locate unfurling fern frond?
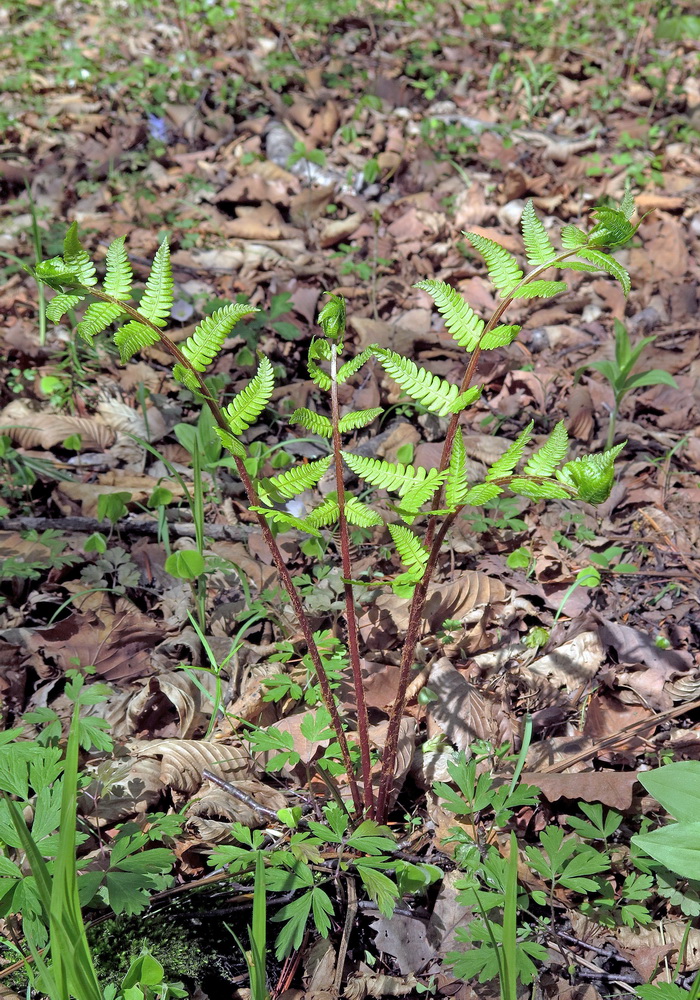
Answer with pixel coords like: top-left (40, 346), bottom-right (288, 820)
top-left (485, 422), bottom-right (534, 481)
top-left (414, 279), bottom-right (484, 352)
top-left (173, 304), bottom-right (258, 389)
top-left (388, 524), bottom-right (428, 579)
top-left (445, 428), bottom-right (469, 509)
top-left (575, 248), bottom-right (631, 295)
top-left (307, 338), bottom-right (333, 390)
top-left (289, 408), bottom-right (333, 438)
top-left (521, 200), bottom-right (557, 266)
top-left (103, 235), bottom-right (133, 299)
top-left (338, 408), bottom-right (383, 434)
top-left (337, 347), bottom-right (373, 384)
top-left (373, 348), bottom-right (474, 417)
top-left (249, 505), bottom-right (321, 537)
top-left (463, 232), bottom-right (523, 296)
top-left (341, 450), bottom-right (446, 499)
top-left (220, 355), bottom-right (275, 435)
top-left (137, 239), bottom-right (173, 327)
top-left (63, 223), bottom-right (97, 289)
top-left (114, 321), bottom-right (161, 363)
top-left (511, 280), bottom-right (567, 300)
top-left (77, 302), bottom-right (125, 343)
top-left (260, 456), bottom-right (332, 501)
top-left (556, 442), bottom-right (625, 505)
top-left (480, 325), bottom-right (521, 350)
top-left (523, 421), bottom-right (569, 478)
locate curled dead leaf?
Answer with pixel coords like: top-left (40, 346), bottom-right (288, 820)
top-left (0, 399), bottom-right (115, 451)
top-left (134, 738), bottom-right (251, 794)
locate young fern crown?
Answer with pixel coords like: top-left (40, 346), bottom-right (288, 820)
top-left (32, 194), bottom-right (635, 595)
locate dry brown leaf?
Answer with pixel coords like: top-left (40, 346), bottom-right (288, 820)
top-left (344, 973), bottom-right (419, 1000)
top-left (425, 657), bottom-right (513, 750)
top-left (0, 399), bottom-right (115, 451)
top-left (376, 572), bottom-right (509, 635)
top-left (318, 211), bottom-right (364, 248)
top-left (520, 770), bottom-right (640, 810)
top-left (616, 920), bottom-right (700, 976)
top-left (187, 777), bottom-right (287, 827)
top-left (134, 738), bottom-right (251, 794)
top-left (126, 670), bottom-right (218, 739)
top-left (525, 632), bottom-right (605, 694)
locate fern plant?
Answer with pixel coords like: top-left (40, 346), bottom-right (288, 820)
top-left (30, 192), bottom-right (639, 822)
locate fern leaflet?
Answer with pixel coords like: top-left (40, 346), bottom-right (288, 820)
top-left (388, 524), bottom-right (428, 579)
top-left (46, 292), bottom-right (87, 323)
top-left (260, 456), bottom-right (332, 501)
top-left (521, 200), bottom-right (557, 266)
top-left (63, 223), bottom-right (97, 289)
top-left (289, 408), bottom-right (332, 437)
top-left (77, 302), bottom-right (125, 343)
top-left (394, 471), bottom-right (449, 520)
top-left (249, 506), bottom-right (321, 537)
top-left (341, 451), bottom-right (446, 499)
top-left (509, 479), bottom-right (571, 500)
top-left (221, 355), bottom-right (275, 435)
top-left (138, 239), bottom-right (173, 327)
top-left (174, 304), bottom-right (258, 388)
top-left (445, 428), bottom-right (469, 509)
top-left (337, 347), bottom-right (373, 384)
top-left (464, 232), bottom-right (523, 296)
top-left (338, 408), bottom-right (383, 434)
top-left (305, 496), bottom-right (339, 528)
top-left (114, 321), bottom-right (161, 363)
top-left (511, 280), bottom-right (567, 300)
top-left (103, 236), bottom-right (133, 299)
top-left (462, 483), bottom-right (503, 505)
top-left (480, 325), bottom-right (521, 350)
top-left (561, 225), bottom-right (587, 249)
top-left (485, 422), bottom-right (534, 481)
top-left (372, 348), bottom-right (468, 417)
top-left (576, 248), bottom-right (631, 295)
top-left (523, 421), bottom-right (569, 478)
top-left (345, 496), bottom-right (383, 527)
top-left (414, 279), bottom-right (484, 352)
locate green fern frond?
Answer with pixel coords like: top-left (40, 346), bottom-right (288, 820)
top-left (523, 421), bottom-right (569, 478)
top-left (509, 479), bottom-right (571, 500)
top-left (450, 383), bottom-right (483, 414)
top-left (485, 422), bottom-right (534, 481)
top-left (214, 428), bottom-right (246, 458)
top-left (445, 428), bottom-right (469, 509)
top-left (103, 236), bottom-right (133, 299)
top-left (373, 348), bottom-right (468, 417)
top-left (175, 304), bottom-right (258, 386)
top-left (337, 347), bottom-right (374, 384)
top-left (338, 408), bottom-right (383, 433)
top-left (576, 248), bottom-right (631, 295)
top-left (480, 325), bottom-right (521, 350)
top-left (289, 408), bottom-right (333, 437)
top-left (563, 261), bottom-right (603, 273)
top-left (388, 524), bottom-right (428, 578)
top-left (463, 231), bottom-right (523, 296)
top-left (341, 450), bottom-right (446, 499)
top-left (561, 225), bottom-right (587, 249)
top-left (345, 496), bottom-right (383, 527)
top-left (63, 223), bottom-right (97, 289)
top-left (305, 496), bottom-right (339, 528)
top-left (222, 354), bottom-right (275, 435)
top-left (587, 207), bottom-right (636, 248)
top-left (249, 506), bottom-right (321, 537)
top-left (620, 186), bottom-right (635, 221)
top-left (76, 302), bottom-right (125, 343)
top-left (511, 280), bottom-right (567, 300)
top-left (138, 239), bottom-right (173, 327)
top-left (261, 456), bottom-right (332, 501)
top-left (395, 470), bottom-right (449, 518)
top-left (114, 320), bottom-right (161, 363)
top-left (46, 292), bottom-right (87, 323)
top-left (462, 483), bottom-right (503, 505)
top-left (414, 279), bottom-right (485, 352)
top-left (556, 442), bottom-right (625, 505)
top-left (521, 200), bottom-right (557, 266)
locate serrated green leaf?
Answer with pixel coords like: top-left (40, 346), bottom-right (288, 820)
top-left (304, 496), bottom-right (339, 528)
top-left (261, 456), bottom-right (332, 501)
top-left (337, 347), bottom-right (373, 384)
top-left (414, 279), bottom-right (485, 351)
top-left (577, 247), bottom-right (630, 295)
top-left (388, 524), bottom-right (428, 579)
top-left (63, 222), bottom-right (97, 288)
top-left (103, 235), bottom-right (133, 299)
top-left (480, 325), bottom-right (521, 350)
top-left (249, 506), bottom-right (322, 537)
top-left (345, 496), bottom-right (383, 527)
top-left (523, 421), bottom-right (569, 478)
top-left (338, 407), bottom-right (383, 433)
top-left (556, 442), bottom-right (625, 505)
top-left (289, 408), bottom-right (332, 437)
top-left (463, 231), bottom-right (523, 296)
top-left (138, 239), bottom-right (173, 327)
top-left (449, 383), bottom-right (483, 414)
top-left (341, 450), bottom-right (447, 499)
top-left (355, 862), bottom-right (399, 917)
top-left (521, 200), bottom-right (557, 265)
top-left (113, 320), bottom-right (161, 363)
top-left (508, 479), bottom-right (571, 500)
top-left (461, 483), bottom-right (503, 505)
top-left (511, 280), bottom-right (567, 299)
top-left (177, 303), bottom-right (258, 377)
top-left (222, 354), bottom-right (275, 434)
top-left (46, 292), bottom-right (86, 322)
top-left (373, 348), bottom-right (468, 417)
top-left (486, 422), bottom-right (534, 481)
top-left (445, 428), bottom-right (468, 509)
top-left (77, 301), bottom-right (125, 343)
top-left (560, 224), bottom-right (587, 249)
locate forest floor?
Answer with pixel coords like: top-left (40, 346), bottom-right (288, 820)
top-left (1, 2), bottom-right (700, 999)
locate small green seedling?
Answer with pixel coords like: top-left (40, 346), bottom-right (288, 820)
top-left (578, 317), bottom-right (677, 449)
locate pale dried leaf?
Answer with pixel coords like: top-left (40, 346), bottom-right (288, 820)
top-left (134, 738), bottom-right (251, 794)
top-left (0, 399), bottom-right (115, 451)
